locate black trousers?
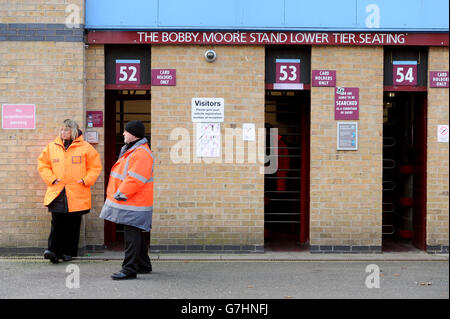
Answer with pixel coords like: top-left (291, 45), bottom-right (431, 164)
top-left (48, 212), bottom-right (82, 257)
top-left (121, 225), bottom-right (151, 275)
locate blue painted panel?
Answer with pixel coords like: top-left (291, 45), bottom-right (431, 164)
top-left (85, 0), bottom-right (158, 29)
top-left (158, 0), bottom-right (238, 28)
top-left (84, 0), bottom-right (449, 31)
top-left (236, 0), bottom-right (285, 28)
top-left (285, 0), bottom-right (357, 29)
top-left (158, 0), bottom-right (285, 28)
top-left (356, 0), bottom-right (450, 30)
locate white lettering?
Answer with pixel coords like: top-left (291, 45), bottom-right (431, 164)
top-left (138, 32), bottom-right (159, 43)
top-left (181, 303), bottom-right (216, 317)
top-left (162, 32), bottom-right (199, 43)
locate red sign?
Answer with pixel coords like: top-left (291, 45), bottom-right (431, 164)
top-left (274, 58), bottom-right (302, 90)
top-left (312, 70), bottom-right (336, 87)
top-left (86, 111), bottom-right (103, 128)
top-left (115, 59), bottom-right (140, 84)
top-left (429, 71), bottom-right (449, 88)
top-left (276, 59), bottom-right (300, 84)
top-left (151, 69), bottom-right (176, 86)
top-left (393, 61), bottom-right (417, 86)
top-left (88, 31), bottom-right (449, 46)
top-left (2, 104), bottom-right (35, 129)
top-left (335, 87), bottom-right (359, 120)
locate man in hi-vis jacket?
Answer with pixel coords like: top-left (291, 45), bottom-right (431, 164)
top-left (100, 120), bottom-right (154, 280)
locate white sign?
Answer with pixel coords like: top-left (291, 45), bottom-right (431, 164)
top-left (85, 130), bottom-right (99, 144)
top-left (2, 104), bottom-right (35, 129)
top-left (196, 123), bottom-right (221, 157)
top-left (192, 98), bottom-right (224, 122)
top-left (438, 125), bottom-right (449, 143)
top-left (337, 122), bottom-right (358, 150)
top-left (242, 123), bottom-right (255, 141)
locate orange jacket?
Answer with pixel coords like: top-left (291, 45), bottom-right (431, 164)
top-left (100, 138), bottom-right (154, 231)
top-left (37, 135), bottom-right (102, 212)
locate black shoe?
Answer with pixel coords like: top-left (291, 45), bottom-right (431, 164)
top-left (137, 266), bottom-right (152, 274)
top-left (61, 255), bottom-right (73, 262)
top-left (44, 250), bottom-right (58, 264)
top-left (111, 272), bottom-right (137, 280)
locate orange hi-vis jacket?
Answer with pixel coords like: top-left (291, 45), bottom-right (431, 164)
top-left (37, 135), bottom-right (102, 212)
top-left (100, 138), bottom-right (154, 231)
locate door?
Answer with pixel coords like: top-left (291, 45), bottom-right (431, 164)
top-left (104, 89), bottom-right (151, 248)
top-left (382, 91), bottom-right (427, 251)
top-left (412, 92), bottom-right (427, 250)
top-left (264, 90), bottom-right (310, 250)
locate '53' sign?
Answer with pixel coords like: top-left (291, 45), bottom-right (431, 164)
top-left (276, 59), bottom-right (300, 84)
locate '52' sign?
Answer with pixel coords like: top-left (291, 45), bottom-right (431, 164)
top-left (276, 59), bottom-right (300, 84)
top-left (393, 61), bottom-right (417, 86)
top-left (116, 59), bottom-right (141, 84)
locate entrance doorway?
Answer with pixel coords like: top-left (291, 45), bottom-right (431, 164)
top-left (264, 90), bottom-right (310, 251)
top-left (382, 91), bottom-right (427, 251)
top-left (104, 90), bottom-right (152, 249)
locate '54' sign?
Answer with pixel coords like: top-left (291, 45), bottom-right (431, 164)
top-left (393, 61), bottom-right (417, 86)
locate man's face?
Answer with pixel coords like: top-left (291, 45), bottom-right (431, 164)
top-left (123, 130), bottom-right (137, 144)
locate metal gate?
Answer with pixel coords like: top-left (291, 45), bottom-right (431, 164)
top-left (264, 90), bottom-right (310, 248)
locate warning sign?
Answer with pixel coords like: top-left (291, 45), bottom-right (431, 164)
top-left (438, 125), bottom-right (449, 143)
top-left (2, 104), bottom-right (35, 129)
top-left (335, 87), bottom-right (359, 120)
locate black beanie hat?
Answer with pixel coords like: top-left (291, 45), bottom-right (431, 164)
top-left (125, 120), bottom-right (145, 139)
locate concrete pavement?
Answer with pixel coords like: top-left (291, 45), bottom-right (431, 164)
top-left (0, 250), bottom-right (447, 301)
top-left (57, 249), bottom-right (450, 261)
top-left (0, 256), bottom-right (448, 301)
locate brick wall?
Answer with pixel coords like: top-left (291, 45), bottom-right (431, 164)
top-left (0, 0), bottom-right (95, 253)
top-left (0, 0), bottom-right (84, 25)
top-left (0, 40), bottom-right (86, 251)
top-left (150, 45), bottom-right (265, 252)
top-left (309, 46), bottom-right (384, 252)
top-left (84, 44), bottom-right (105, 249)
top-left (426, 47), bottom-right (449, 253)
top-left (0, 0), bottom-right (447, 255)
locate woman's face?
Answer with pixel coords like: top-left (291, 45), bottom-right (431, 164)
top-left (60, 126), bottom-right (72, 141)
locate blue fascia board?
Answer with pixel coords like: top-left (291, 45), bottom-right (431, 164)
top-left (84, 26), bottom-right (450, 32)
top-left (85, 0), bottom-right (449, 32)
top-left (83, 25), bottom-right (449, 33)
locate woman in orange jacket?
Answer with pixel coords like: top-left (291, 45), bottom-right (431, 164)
top-left (38, 119), bottom-right (102, 263)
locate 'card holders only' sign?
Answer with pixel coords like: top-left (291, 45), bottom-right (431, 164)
top-left (151, 69), bottom-right (176, 86)
top-left (312, 70), bottom-right (336, 87)
top-left (429, 71), bottom-right (449, 88)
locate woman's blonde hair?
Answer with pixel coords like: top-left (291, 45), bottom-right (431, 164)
top-left (60, 119), bottom-right (80, 140)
